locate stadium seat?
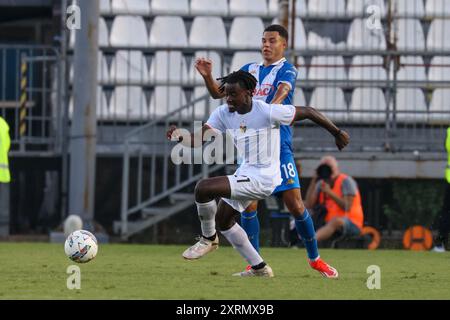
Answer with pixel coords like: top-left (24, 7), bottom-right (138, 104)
top-left (98, 51), bottom-right (110, 83)
top-left (347, 18), bottom-right (387, 50)
top-left (393, 19), bottom-right (426, 51)
top-left (100, 0), bottom-right (111, 14)
top-left (426, 0), bottom-right (450, 17)
top-left (349, 88), bottom-right (387, 123)
top-left (98, 17), bottom-right (109, 47)
top-left (189, 17), bottom-right (227, 48)
top-left (229, 0), bottom-right (268, 16)
top-left (149, 51), bottom-right (189, 84)
top-left (428, 56), bottom-right (450, 81)
top-left (190, 0), bottom-right (228, 16)
top-left (308, 0), bottom-right (346, 17)
top-left (429, 89), bottom-right (450, 124)
top-left (151, 0), bottom-right (189, 15)
top-left (296, 56), bottom-right (306, 80)
top-left (69, 87), bottom-right (109, 120)
top-left (230, 52), bottom-right (262, 72)
top-left (308, 56), bottom-right (347, 80)
top-left (307, 32), bottom-right (324, 49)
top-left (295, 0), bottom-right (308, 17)
top-left (229, 17), bottom-right (265, 49)
top-left (110, 50), bottom-right (149, 84)
top-left (69, 51), bottom-right (109, 83)
top-left (110, 86), bottom-right (149, 121)
top-left (189, 51), bottom-right (223, 85)
top-left (110, 16), bottom-right (148, 47)
top-left (192, 86), bottom-right (222, 120)
top-left (392, 0), bottom-right (425, 18)
top-left (70, 17), bottom-right (108, 48)
top-left (149, 16), bottom-right (188, 48)
top-left (346, 0), bottom-right (387, 17)
top-left (72, 0), bottom-right (111, 14)
top-left (96, 87), bottom-right (110, 120)
top-left (392, 89), bottom-right (428, 123)
top-left (307, 31), bottom-right (346, 50)
top-left (349, 55), bottom-right (387, 81)
top-left (148, 86), bottom-right (187, 118)
top-left (292, 18), bottom-right (307, 49)
top-left (111, 0), bottom-right (151, 15)
top-left (269, 0), bottom-right (307, 17)
top-left (396, 56), bottom-right (426, 81)
top-left (268, 0), bottom-right (279, 16)
top-left (272, 17), bottom-right (307, 49)
top-left (293, 88), bottom-right (306, 106)
top-left (310, 87), bottom-right (348, 122)
top-left (427, 19), bottom-right (450, 50)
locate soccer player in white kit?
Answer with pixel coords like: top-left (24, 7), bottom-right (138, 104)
top-left (167, 70), bottom-right (349, 277)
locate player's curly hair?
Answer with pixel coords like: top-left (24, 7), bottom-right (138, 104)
top-left (217, 70), bottom-right (257, 94)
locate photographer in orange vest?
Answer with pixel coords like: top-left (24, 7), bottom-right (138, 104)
top-left (305, 156), bottom-right (364, 242)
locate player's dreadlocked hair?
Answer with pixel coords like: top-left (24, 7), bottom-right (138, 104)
top-left (217, 70), bottom-right (257, 95)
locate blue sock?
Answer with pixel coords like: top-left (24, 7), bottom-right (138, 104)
top-left (295, 209), bottom-right (319, 260)
top-left (241, 211), bottom-right (260, 253)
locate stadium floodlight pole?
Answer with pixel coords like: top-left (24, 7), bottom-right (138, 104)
top-left (279, 0), bottom-right (289, 30)
top-left (290, 0), bottom-right (296, 65)
top-left (60, 0), bottom-right (69, 223)
top-left (384, 0), bottom-right (395, 151)
top-left (69, 0), bottom-right (99, 230)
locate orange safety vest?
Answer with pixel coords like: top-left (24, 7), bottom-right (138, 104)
top-left (318, 173), bottom-right (364, 230)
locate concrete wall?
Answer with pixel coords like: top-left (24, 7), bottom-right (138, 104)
top-left (297, 152), bottom-right (447, 179)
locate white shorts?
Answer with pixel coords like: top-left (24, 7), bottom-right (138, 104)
top-left (222, 174), bottom-right (275, 212)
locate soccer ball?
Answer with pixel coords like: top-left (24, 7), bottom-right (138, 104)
top-left (64, 230), bottom-right (98, 263)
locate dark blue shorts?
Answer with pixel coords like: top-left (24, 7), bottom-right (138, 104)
top-left (342, 218), bottom-right (361, 237)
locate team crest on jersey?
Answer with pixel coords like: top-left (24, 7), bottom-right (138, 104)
top-left (239, 121), bottom-right (247, 133)
top-left (287, 178), bottom-right (295, 185)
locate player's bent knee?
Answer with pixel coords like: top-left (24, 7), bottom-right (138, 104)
top-left (330, 217), bottom-right (345, 228)
top-left (216, 217), bottom-right (235, 232)
top-left (194, 179), bottom-right (210, 201)
top-left (286, 202), bottom-right (306, 217)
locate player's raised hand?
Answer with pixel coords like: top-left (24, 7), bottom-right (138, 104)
top-left (335, 130), bottom-right (350, 151)
top-left (194, 57), bottom-right (213, 77)
top-left (166, 125), bottom-right (180, 141)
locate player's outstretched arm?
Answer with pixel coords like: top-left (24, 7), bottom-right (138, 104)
top-left (269, 83), bottom-right (291, 104)
top-left (166, 124), bottom-right (211, 148)
top-left (292, 106), bottom-right (350, 151)
top-left (195, 58), bottom-right (225, 99)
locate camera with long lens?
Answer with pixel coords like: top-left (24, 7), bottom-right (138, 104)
top-left (316, 164), bottom-right (332, 180)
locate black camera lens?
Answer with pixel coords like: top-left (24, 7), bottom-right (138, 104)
top-left (317, 164), bottom-right (332, 180)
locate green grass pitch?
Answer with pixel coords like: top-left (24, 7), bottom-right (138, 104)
top-left (0, 243), bottom-right (449, 300)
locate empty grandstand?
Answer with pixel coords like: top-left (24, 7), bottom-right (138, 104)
top-left (0, 0), bottom-right (448, 242)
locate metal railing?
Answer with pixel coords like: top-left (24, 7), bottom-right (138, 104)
top-left (0, 45), bottom-right (61, 155)
top-left (118, 93), bottom-right (226, 237)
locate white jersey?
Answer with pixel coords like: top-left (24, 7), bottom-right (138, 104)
top-left (206, 99), bottom-right (296, 188)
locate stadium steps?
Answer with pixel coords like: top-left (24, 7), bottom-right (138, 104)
top-left (113, 193), bottom-right (195, 238)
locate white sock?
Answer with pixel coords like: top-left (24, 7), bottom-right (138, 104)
top-left (196, 200), bottom-right (217, 238)
top-left (220, 223), bottom-right (264, 266)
